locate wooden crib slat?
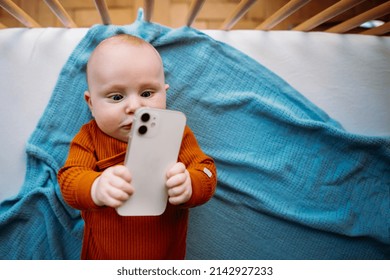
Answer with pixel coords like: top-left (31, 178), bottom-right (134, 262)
top-left (0, 21), bottom-right (7, 28)
top-left (256, 0), bottom-right (311, 30)
top-left (94, 0), bottom-right (112, 25)
top-left (293, 0), bottom-right (366, 31)
top-left (0, 0), bottom-right (41, 28)
top-left (186, 0), bottom-right (206, 26)
top-left (43, 0), bottom-right (77, 28)
top-left (327, 1), bottom-right (390, 33)
top-left (221, 0), bottom-right (258, 30)
top-left (360, 21), bottom-right (390, 35)
top-left (143, 0), bottom-right (154, 22)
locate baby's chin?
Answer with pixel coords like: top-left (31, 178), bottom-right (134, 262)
top-left (105, 129), bottom-right (131, 143)
top-left (117, 132), bottom-right (131, 143)
top-left (115, 136), bottom-right (130, 143)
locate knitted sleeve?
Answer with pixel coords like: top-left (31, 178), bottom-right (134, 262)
top-left (178, 126), bottom-right (217, 208)
top-left (57, 123), bottom-right (101, 210)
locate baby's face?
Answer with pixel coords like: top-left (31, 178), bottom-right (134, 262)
top-left (85, 42), bottom-right (168, 142)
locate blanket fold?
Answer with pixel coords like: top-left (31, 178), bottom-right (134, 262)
top-left (1, 11), bottom-right (389, 259)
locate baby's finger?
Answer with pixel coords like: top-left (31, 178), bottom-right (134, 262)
top-left (107, 187), bottom-right (131, 202)
top-left (166, 173), bottom-right (186, 189)
top-left (113, 165), bottom-right (132, 182)
top-left (166, 162), bottom-right (186, 178)
top-left (168, 195), bottom-right (183, 205)
top-left (167, 184), bottom-right (184, 197)
top-left (105, 196), bottom-right (126, 208)
top-left (168, 190), bottom-right (191, 205)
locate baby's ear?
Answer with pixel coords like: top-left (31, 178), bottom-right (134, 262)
top-left (84, 91), bottom-right (93, 112)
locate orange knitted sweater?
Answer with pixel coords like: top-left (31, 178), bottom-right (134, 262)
top-left (58, 120), bottom-right (217, 260)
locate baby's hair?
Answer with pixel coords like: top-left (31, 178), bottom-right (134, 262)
top-left (104, 34), bottom-right (162, 61)
top-left (86, 34), bottom-right (163, 85)
top-left (99, 34), bottom-right (148, 47)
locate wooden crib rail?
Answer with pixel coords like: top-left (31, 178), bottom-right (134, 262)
top-left (221, 0), bottom-right (258, 30)
top-left (0, 0), bottom-right (389, 36)
top-left (256, 0), bottom-right (312, 30)
top-left (94, 0), bottom-right (112, 25)
top-left (327, 0), bottom-right (390, 33)
top-left (0, 0), bottom-right (40, 28)
top-left (187, 0), bottom-right (206, 27)
top-left (292, 0), bottom-right (366, 31)
top-left (43, 0), bottom-right (77, 28)
top-left (143, 0), bottom-right (154, 22)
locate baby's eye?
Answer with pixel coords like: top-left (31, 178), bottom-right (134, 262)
top-left (140, 91), bottom-right (152, 98)
top-left (109, 94), bottom-right (124, 101)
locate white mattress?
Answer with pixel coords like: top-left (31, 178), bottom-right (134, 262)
top-left (1, 28), bottom-right (389, 201)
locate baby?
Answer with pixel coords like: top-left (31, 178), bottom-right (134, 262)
top-left (58, 34), bottom-right (217, 259)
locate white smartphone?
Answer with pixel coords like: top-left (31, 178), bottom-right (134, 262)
top-left (116, 107), bottom-right (186, 216)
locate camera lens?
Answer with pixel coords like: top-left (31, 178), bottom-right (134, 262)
top-left (141, 113), bottom-right (150, 122)
top-left (138, 125), bottom-right (147, 135)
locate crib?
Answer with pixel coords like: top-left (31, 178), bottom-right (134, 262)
top-left (0, 0), bottom-right (389, 260)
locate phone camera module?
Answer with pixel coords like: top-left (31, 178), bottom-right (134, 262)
top-left (138, 125), bottom-right (147, 135)
top-left (141, 113), bottom-right (150, 122)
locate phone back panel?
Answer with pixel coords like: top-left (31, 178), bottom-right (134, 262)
top-left (116, 108), bottom-right (186, 216)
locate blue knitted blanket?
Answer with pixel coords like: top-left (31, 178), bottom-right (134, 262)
top-left (1, 13), bottom-right (389, 259)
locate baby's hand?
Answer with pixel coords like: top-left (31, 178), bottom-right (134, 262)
top-left (91, 165), bottom-right (134, 208)
top-left (166, 162), bottom-right (192, 205)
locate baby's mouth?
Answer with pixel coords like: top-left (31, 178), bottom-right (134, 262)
top-left (121, 117), bottom-right (134, 130)
top-left (121, 124), bottom-right (132, 130)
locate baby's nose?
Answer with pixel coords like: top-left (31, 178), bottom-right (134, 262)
top-left (125, 96), bottom-right (141, 114)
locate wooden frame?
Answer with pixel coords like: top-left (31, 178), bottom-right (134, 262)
top-left (0, 0), bottom-right (388, 35)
